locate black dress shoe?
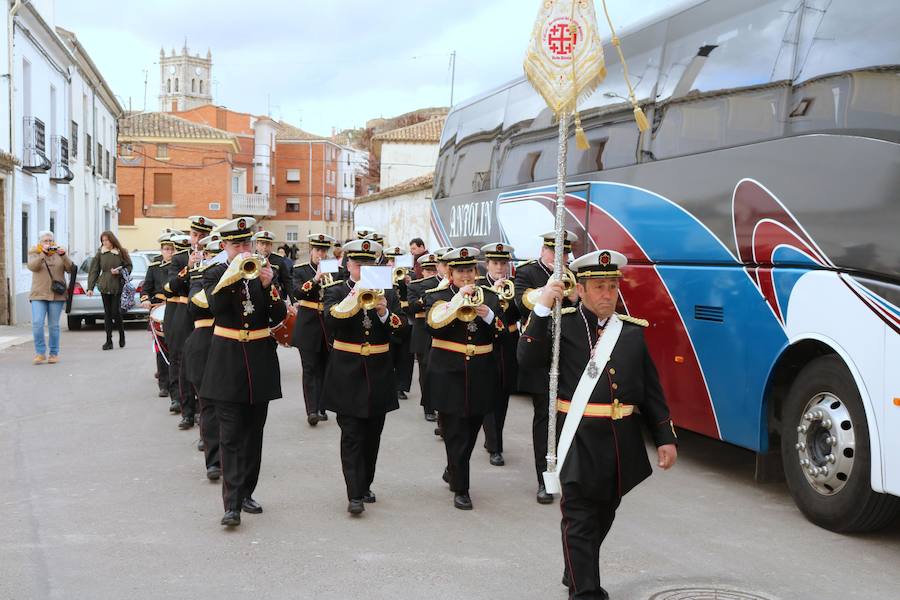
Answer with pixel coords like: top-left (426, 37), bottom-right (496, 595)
top-left (158, 389), bottom-right (169, 398)
top-left (561, 572), bottom-right (570, 588)
top-left (536, 485), bottom-right (554, 505)
top-left (398, 391), bottom-right (408, 400)
top-left (102, 341), bottom-right (113, 351)
top-left (424, 412), bottom-right (437, 422)
top-left (317, 411), bottom-right (328, 421)
top-left (197, 439), bottom-right (206, 452)
top-left (453, 493), bottom-right (473, 510)
top-left (442, 467), bottom-right (451, 485)
top-left (178, 416), bottom-right (194, 430)
top-left (347, 498), bottom-right (365, 515)
top-left (241, 497), bottom-right (263, 514)
top-left (206, 466), bottom-right (221, 481)
top-left (169, 400), bottom-right (180, 414)
top-left (118, 333), bottom-right (126, 348)
top-left (307, 413), bottom-right (319, 426)
top-left (489, 452), bottom-right (505, 466)
top-left (434, 427), bottom-right (443, 437)
top-left (220, 510), bottom-right (241, 527)
top-left (362, 490), bottom-right (376, 503)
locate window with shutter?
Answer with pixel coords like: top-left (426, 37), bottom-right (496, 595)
top-left (153, 173), bottom-right (173, 205)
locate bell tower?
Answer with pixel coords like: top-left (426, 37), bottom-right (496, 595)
top-left (159, 42), bottom-right (213, 112)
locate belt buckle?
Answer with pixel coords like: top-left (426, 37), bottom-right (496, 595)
top-left (465, 344), bottom-right (476, 357)
top-left (611, 400), bottom-right (623, 420)
top-left (360, 342), bottom-right (371, 356)
top-left (238, 329), bottom-right (251, 342)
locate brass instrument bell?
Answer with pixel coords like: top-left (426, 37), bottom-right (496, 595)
top-left (392, 267), bottom-right (408, 284)
top-left (357, 288), bottom-right (384, 311)
top-left (456, 286), bottom-right (484, 322)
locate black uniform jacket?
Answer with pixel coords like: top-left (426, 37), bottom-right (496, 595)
top-left (164, 250), bottom-right (195, 350)
top-left (391, 278), bottom-right (411, 345)
top-left (183, 264), bottom-right (215, 389)
top-left (140, 256), bottom-right (167, 305)
top-left (290, 262), bottom-right (330, 352)
top-left (481, 274), bottom-right (521, 393)
top-left (425, 285), bottom-right (505, 417)
top-left (405, 275), bottom-right (440, 354)
top-left (199, 262), bottom-right (286, 404)
top-left (513, 259), bottom-right (575, 394)
top-left (321, 280), bottom-right (406, 418)
top-left (267, 253), bottom-right (294, 302)
top-left (162, 250), bottom-right (188, 347)
top-left (518, 305), bottom-right (677, 499)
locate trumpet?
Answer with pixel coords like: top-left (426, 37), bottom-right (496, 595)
top-left (456, 286), bottom-right (484, 322)
top-left (522, 268), bottom-right (576, 310)
top-left (392, 267), bottom-right (408, 284)
top-left (357, 288), bottom-right (385, 311)
top-left (492, 278), bottom-right (515, 310)
top-left (320, 272), bottom-right (334, 286)
top-left (237, 254), bottom-right (268, 280)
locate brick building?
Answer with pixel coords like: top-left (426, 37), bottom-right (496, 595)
top-left (115, 112), bottom-right (240, 249)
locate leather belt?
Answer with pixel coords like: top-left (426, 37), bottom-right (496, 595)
top-left (154, 293), bottom-right (166, 300)
top-left (557, 398), bottom-right (634, 420)
top-left (332, 340), bottom-right (390, 356)
top-left (415, 311), bottom-right (426, 319)
top-left (432, 339), bottom-right (493, 357)
top-left (213, 326), bottom-right (270, 342)
top-left (167, 296), bottom-right (188, 304)
top-left (194, 319), bottom-right (214, 328)
top-left (297, 300), bottom-right (324, 311)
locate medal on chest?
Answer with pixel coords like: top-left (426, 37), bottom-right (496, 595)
top-left (241, 281), bottom-right (255, 316)
top-left (466, 321), bottom-right (478, 333)
top-left (362, 310), bottom-right (373, 330)
top-left (586, 361), bottom-right (599, 379)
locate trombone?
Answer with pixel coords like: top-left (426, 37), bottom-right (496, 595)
top-left (522, 268), bottom-right (576, 310)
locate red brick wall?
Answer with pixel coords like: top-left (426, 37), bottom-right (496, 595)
top-left (273, 141), bottom-right (339, 223)
top-left (116, 142), bottom-right (234, 220)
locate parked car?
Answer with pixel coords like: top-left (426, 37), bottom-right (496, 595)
top-left (66, 251), bottom-right (156, 330)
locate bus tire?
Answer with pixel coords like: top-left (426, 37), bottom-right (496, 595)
top-left (781, 355), bottom-right (900, 532)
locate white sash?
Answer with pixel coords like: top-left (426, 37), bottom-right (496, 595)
top-left (543, 314), bottom-right (623, 494)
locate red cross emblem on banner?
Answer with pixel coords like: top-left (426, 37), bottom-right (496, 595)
top-left (546, 19), bottom-right (577, 57)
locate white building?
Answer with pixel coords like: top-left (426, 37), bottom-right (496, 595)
top-left (1, 1), bottom-right (123, 324)
top-left (372, 116), bottom-right (444, 189)
top-left (353, 173), bottom-right (438, 250)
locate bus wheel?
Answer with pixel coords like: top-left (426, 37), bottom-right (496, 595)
top-left (781, 355), bottom-right (900, 532)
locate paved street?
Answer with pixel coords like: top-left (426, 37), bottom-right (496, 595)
top-left (2, 325), bottom-right (898, 600)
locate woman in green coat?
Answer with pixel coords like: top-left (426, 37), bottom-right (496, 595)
top-left (87, 231), bottom-right (132, 350)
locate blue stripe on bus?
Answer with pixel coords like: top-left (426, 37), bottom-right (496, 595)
top-left (771, 248), bottom-right (818, 321)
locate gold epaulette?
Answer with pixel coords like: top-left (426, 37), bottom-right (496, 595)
top-left (294, 262), bottom-right (309, 268)
top-left (191, 289), bottom-right (209, 308)
top-left (562, 307), bottom-right (577, 315)
top-left (148, 260), bottom-right (161, 267)
top-left (409, 276), bottom-right (427, 284)
top-left (618, 313), bottom-right (649, 327)
top-left (516, 260), bottom-right (536, 267)
top-left (322, 279), bottom-right (344, 288)
top-left (425, 279), bottom-right (450, 293)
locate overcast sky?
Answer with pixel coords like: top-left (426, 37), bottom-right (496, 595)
top-left (55, 0), bottom-right (680, 135)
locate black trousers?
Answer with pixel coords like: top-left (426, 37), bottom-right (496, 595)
top-left (336, 413), bottom-right (386, 500)
top-left (179, 356), bottom-right (197, 419)
top-left (560, 483), bottom-right (620, 599)
top-left (167, 346), bottom-right (183, 407)
top-left (416, 352), bottom-right (432, 414)
top-left (100, 292), bottom-right (123, 341)
top-left (216, 401), bottom-right (269, 511)
top-left (391, 337), bottom-right (414, 392)
top-left (198, 395), bottom-right (220, 470)
top-left (299, 346), bottom-right (328, 416)
top-left (155, 342), bottom-right (169, 393)
top-left (482, 390), bottom-right (510, 453)
top-left (441, 413), bottom-right (484, 493)
top-left (532, 392), bottom-right (550, 485)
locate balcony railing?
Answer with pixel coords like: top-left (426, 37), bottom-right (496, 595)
top-left (49, 135), bottom-right (74, 183)
top-left (232, 192), bottom-right (274, 216)
top-left (22, 117), bottom-right (50, 172)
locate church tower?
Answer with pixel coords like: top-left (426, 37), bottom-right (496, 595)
top-left (159, 42), bottom-right (213, 112)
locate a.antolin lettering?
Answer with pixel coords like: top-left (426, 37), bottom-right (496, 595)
top-left (449, 201), bottom-right (492, 238)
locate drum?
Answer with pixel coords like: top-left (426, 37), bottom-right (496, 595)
top-left (270, 310), bottom-right (296, 347)
top-left (150, 304), bottom-right (166, 337)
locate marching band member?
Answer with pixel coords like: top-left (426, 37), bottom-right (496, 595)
top-left (518, 250), bottom-right (677, 599)
top-left (291, 233), bottom-right (337, 426)
top-left (141, 232), bottom-right (176, 398)
top-left (164, 216), bottom-right (215, 424)
top-left (514, 230), bottom-right (578, 504)
top-left (182, 236), bottom-right (223, 479)
top-left (253, 230), bottom-right (294, 301)
top-left (321, 239), bottom-right (406, 515)
top-left (406, 252), bottom-right (441, 421)
top-left (478, 242), bottom-right (520, 467)
top-left (425, 247), bottom-right (505, 510)
top-left (162, 233), bottom-right (191, 414)
top-left (200, 217), bottom-right (286, 527)
top-left (383, 245), bottom-right (415, 400)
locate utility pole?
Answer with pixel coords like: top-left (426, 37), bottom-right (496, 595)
top-left (449, 50), bottom-right (456, 107)
top-left (142, 69), bottom-right (148, 112)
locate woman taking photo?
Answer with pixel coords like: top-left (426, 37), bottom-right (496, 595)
top-left (87, 231), bottom-right (132, 350)
top-left (27, 230), bottom-right (73, 364)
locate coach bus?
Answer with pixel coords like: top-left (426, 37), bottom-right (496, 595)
top-left (429, 0), bottom-right (900, 532)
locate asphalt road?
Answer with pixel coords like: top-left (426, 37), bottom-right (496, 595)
top-left (2, 325), bottom-right (898, 600)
